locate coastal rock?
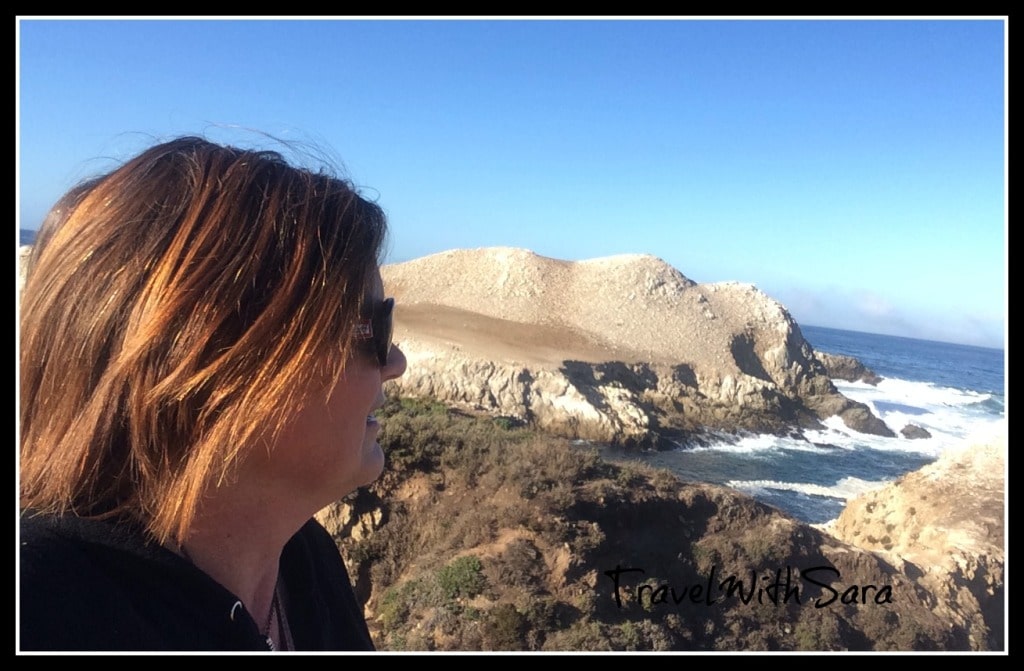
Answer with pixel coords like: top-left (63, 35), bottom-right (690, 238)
top-left (396, 343), bottom-right (654, 447)
top-left (830, 439), bottom-right (1005, 650)
top-left (815, 351), bottom-right (884, 385)
top-left (383, 247), bottom-right (892, 446)
top-left (837, 404), bottom-right (897, 437)
top-left (900, 424), bottom-right (932, 439)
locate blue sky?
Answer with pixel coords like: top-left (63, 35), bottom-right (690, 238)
top-left (16, 18), bottom-right (1006, 348)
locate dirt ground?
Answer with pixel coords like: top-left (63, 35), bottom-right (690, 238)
top-left (394, 302), bottom-right (650, 367)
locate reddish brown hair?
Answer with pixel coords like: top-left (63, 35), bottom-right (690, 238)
top-left (20, 137), bottom-right (387, 543)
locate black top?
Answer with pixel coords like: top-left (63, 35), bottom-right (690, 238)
top-left (18, 513), bottom-right (375, 652)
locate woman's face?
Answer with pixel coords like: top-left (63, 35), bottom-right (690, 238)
top-left (266, 267), bottom-right (406, 506)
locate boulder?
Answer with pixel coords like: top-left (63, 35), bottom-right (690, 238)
top-left (900, 424), bottom-right (932, 439)
top-left (815, 351), bottom-right (884, 385)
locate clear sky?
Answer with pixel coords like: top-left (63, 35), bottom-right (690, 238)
top-left (16, 17), bottom-right (1006, 349)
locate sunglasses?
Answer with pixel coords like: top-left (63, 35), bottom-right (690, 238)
top-left (355, 297), bottom-right (395, 367)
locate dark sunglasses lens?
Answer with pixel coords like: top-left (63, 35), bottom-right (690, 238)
top-left (376, 299), bottom-right (394, 366)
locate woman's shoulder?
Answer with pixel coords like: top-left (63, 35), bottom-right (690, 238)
top-left (18, 512), bottom-right (266, 651)
top-left (19, 512), bottom-right (151, 596)
top-left (19, 512), bottom-right (162, 650)
top-left (20, 511), bottom-right (180, 585)
top-left (280, 517), bottom-right (376, 651)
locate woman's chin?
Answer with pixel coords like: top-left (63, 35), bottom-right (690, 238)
top-left (358, 440), bottom-right (386, 487)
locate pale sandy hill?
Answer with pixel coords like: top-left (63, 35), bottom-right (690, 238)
top-left (384, 247), bottom-right (786, 374)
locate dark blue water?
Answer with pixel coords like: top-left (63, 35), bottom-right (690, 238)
top-left (800, 324), bottom-right (1005, 398)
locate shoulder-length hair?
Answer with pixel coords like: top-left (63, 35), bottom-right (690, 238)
top-left (20, 136), bottom-right (387, 544)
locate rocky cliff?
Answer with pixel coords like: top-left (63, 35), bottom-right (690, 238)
top-left (384, 247), bottom-right (892, 447)
top-left (830, 438), bottom-right (1005, 650)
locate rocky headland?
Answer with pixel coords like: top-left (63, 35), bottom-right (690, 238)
top-left (384, 247), bottom-right (893, 447)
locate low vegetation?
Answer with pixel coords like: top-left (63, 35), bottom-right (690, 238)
top-left (320, 396), bottom-right (973, 651)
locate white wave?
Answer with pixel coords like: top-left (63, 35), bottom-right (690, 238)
top-left (726, 476), bottom-right (892, 501)
top-left (959, 419), bottom-right (1008, 450)
top-left (800, 427), bottom-right (859, 450)
top-left (814, 415), bottom-right (945, 457)
top-left (687, 411), bottom-right (1000, 462)
top-left (687, 432), bottom-right (834, 455)
top-left (835, 377), bottom-right (995, 413)
top-left (817, 377), bottom-right (1006, 454)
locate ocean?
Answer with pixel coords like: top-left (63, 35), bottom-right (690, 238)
top-left (637, 324), bottom-right (1006, 525)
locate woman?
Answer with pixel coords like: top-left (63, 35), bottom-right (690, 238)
top-left (19, 136), bottom-right (406, 651)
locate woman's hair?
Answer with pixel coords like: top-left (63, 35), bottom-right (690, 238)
top-left (20, 136), bottom-right (387, 544)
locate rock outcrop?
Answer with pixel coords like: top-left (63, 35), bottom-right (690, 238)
top-left (830, 438), bottom-right (1005, 650)
top-left (384, 247), bottom-right (892, 446)
top-left (816, 351), bottom-right (884, 385)
top-left (900, 424), bottom-right (932, 439)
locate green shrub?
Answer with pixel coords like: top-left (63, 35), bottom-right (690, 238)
top-left (617, 621), bottom-right (642, 650)
top-left (543, 620), bottom-right (612, 651)
top-left (377, 579), bottom-right (420, 630)
top-left (437, 555), bottom-right (486, 600)
top-left (792, 615), bottom-right (841, 651)
top-left (493, 416), bottom-right (521, 430)
top-left (397, 396), bottom-right (450, 415)
top-left (615, 461), bottom-right (646, 488)
top-left (483, 603), bottom-right (528, 650)
top-left (691, 543), bottom-right (718, 575)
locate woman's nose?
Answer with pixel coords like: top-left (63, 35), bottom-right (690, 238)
top-left (383, 343), bottom-right (407, 381)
